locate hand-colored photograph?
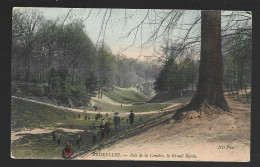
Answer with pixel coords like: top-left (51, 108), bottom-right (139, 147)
top-left (11, 8), bottom-right (251, 161)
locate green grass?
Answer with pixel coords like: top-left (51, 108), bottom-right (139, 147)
top-left (92, 87), bottom-right (170, 113)
top-left (92, 97), bottom-right (169, 113)
top-left (11, 112), bottom-right (153, 159)
top-left (104, 87), bottom-right (148, 104)
top-left (11, 131), bottom-right (89, 159)
top-left (11, 97), bottom-right (155, 159)
top-left (11, 98), bottom-right (156, 131)
top-left (11, 98), bottom-right (104, 131)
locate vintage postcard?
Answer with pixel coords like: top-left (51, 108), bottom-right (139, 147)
top-left (11, 7), bottom-right (251, 161)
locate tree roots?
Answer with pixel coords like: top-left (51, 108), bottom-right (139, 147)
top-left (172, 101), bottom-right (226, 123)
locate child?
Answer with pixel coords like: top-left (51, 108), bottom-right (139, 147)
top-left (62, 142), bottom-right (72, 160)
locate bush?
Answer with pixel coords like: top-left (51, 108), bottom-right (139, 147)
top-left (26, 84), bottom-right (45, 97)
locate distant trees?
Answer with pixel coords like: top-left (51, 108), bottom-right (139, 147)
top-left (12, 9), bottom-right (44, 82)
top-left (11, 9), bottom-right (160, 105)
top-left (222, 32), bottom-right (252, 90)
top-left (12, 9), bottom-right (96, 106)
top-left (154, 57), bottom-right (199, 92)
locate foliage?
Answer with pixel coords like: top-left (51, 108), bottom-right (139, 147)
top-left (154, 58), bottom-right (198, 92)
top-left (222, 32), bottom-right (252, 88)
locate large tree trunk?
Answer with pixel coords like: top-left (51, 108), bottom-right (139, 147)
top-left (173, 10), bottom-right (229, 121)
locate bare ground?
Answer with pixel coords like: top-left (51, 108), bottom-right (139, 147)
top-left (76, 97), bottom-right (251, 162)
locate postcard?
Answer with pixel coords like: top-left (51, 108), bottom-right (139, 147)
top-left (11, 7), bottom-right (251, 162)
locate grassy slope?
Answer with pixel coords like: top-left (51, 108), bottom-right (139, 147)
top-left (92, 87), bottom-right (169, 113)
top-left (104, 87), bottom-right (148, 104)
top-left (11, 97), bottom-right (154, 159)
top-left (11, 98), bottom-right (101, 131)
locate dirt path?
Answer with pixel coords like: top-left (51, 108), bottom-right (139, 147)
top-left (76, 97), bottom-right (250, 162)
top-left (11, 96), bottom-right (185, 142)
top-left (11, 96), bottom-right (180, 116)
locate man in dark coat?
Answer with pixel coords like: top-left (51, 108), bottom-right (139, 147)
top-left (129, 110), bottom-right (135, 125)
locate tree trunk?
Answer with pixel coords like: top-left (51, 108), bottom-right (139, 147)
top-left (173, 10), bottom-right (229, 121)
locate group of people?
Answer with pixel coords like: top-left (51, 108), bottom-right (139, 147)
top-left (113, 110), bottom-right (135, 129)
top-left (92, 118), bottom-right (112, 143)
top-left (58, 109), bottom-right (136, 160)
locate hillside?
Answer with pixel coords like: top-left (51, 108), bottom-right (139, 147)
top-left (10, 87), bottom-right (175, 159)
top-left (104, 87), bottom-right (148, 104)
top-left (90, 87), bottom-right (169, 113)
top-left (76, 96), bottom-right (250, 162)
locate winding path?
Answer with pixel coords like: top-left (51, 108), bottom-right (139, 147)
top-left (11, 96), bottom-right (181, 116)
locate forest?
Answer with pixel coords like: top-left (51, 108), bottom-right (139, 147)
top-left (11, 9), bottom-right (162, 107)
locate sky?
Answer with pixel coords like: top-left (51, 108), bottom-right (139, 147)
top-left (14, 7), bottom-right (198, 60)
top-left (13, 8), bottom-right (251, 61)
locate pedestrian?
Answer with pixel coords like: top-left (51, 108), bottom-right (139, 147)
top-left (68, 99), bottom-right (72, 108)
top-left (73, 114), bottom-right (76, 119)
top-left (76, 135), bottom-right (82, 149)
top-left (52, 131), bottom-right (56, 143)
top-left (62, 142), bottom-right (72, 160)
top-left (129, 110), bottom-right (135, 125)
top-left (104, 119), bottom-right (111, 138)
top-left (106, 113), bottom-right (108, 117)
top-left (99, 119), bottom-right (105, 140)
top-left (92, 126), bottom-right (98, 144)
top-left (78, 114), bottom-right (80, 118)
top-left (113, 112), bottom-right (120, 132)
top-left (85, 115), bottom-right (87, 120)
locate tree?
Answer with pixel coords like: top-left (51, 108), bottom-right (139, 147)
top-left (96, 47), bottom-right (116, 97)
top-left (12, 9), bottom-right (43, 82)
top-left (173, 10), bottom-right (229, 121)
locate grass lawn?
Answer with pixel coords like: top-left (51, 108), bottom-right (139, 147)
top-left (11, 97), bottom-right (155, 159)
top-left (92, 88), bottom-right (170, 113)
top-left (11, 98), bottom-right (102, 131)
top-left (104, 87), bottom-right (148, 104)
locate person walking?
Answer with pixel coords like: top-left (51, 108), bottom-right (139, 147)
top-left (113, 112), bottom-right (120, 132)
top-left (68, 99), bottom-right (72, 108)
top-left (104, 118), bottom-right (112, 138)
top-left (129, 110), bottom-right (135, 125)
top-left (76, 135), bottom-right (82, 149)
top-left (99, 119), bottom-right (106, 140)
top-left (92, 126), bottom-right (98, 144)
